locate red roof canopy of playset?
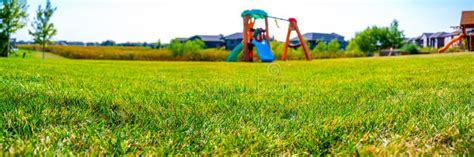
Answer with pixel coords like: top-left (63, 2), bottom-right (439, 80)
top-left (460, 11), bottom-right (474, 27)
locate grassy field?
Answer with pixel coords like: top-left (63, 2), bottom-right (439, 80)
top-left (0, 52), bottom-right (473, 155)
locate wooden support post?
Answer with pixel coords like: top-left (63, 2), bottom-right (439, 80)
top-left (282, 18), bottom-right (312, 61)
top-left (470, 35), bottom-right (473, 51)
top-left (264, 17), bottom-right (271, 47)
top-left (282, 25), bottom-right (292, 61)
top-left (294, 23), bottom-right (311, 60)
top-left (462, 27), bottom-right (468, 51)
top-left (242, 16), bottom-right (251, 62)
top-left (248, 19), bottom-right (255, 62)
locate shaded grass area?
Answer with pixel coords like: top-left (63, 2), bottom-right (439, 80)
top-left (0, 53), bottom-right (473, 155)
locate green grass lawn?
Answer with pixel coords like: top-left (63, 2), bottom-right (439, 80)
top-left (0, 52), bottom-right (473, 155)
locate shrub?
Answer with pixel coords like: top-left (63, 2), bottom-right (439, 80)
top-left (345, 40), bottom-right (365, 56)
top-left (270, 40), bottom-right (306, 60)
top-left (400, 43), bottom-right (420, 54)
top-left (169, 39), bottom-right (205, 57)
top-left (327, 39), bottom-right (341, 53)
top-left (313, 40), bottom-right (327, 53)
top-left (193, 48), bottom-right (228, 61)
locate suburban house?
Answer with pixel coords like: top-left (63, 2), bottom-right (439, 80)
top-left (56, 41), bottom-right (68, 46)
top-left (289, 32), bottom-right (347, 50)
top-left (57, 41), bottom-right (86, 46)
top-left (175, 38), bottom-right (188, 43)
top-left (418, 33), bottom-right (434, 47)
top-left (188, 35), bottom-right (225, 48)
top-left (430, 32), bottom-right (452, 48)
top-left (101, 40), bottom-right (116, 46)
top-left (224, 33), bottom-right (243, 50)
top-left (86, 42), bottom-right (100, 46)
top-left (67, 41), bottom-right (86, 46)
top-left (410, 36), bottom-right (423, 46)
top-left (407, 32), bottom-right (461, 48)
top-left (15, 40), bottom-right (34, 45)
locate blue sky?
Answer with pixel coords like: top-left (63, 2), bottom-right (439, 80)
top-left (14, 0), bottom-right (474, 43)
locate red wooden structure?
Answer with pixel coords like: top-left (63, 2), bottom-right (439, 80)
top-left (239, 10), bottom-right (312, 62)
top-left (460, 11), bottom-right (474, 51)
top-left (282, 18), bottom-right (311, 61)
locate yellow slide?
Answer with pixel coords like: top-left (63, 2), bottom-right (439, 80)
top-left (438, 33), bottom-right (464, 53)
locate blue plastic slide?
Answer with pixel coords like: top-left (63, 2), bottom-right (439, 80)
top-left (252, 39), bottom-right (275, 62)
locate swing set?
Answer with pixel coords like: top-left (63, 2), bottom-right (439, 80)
top-left (226, 9), bottom-right (311, 62)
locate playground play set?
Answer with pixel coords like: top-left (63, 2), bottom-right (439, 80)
top-left (226, 9), bottom-right (472, 61)
top-left (226, 9), bottom-right (311, 62)
top-left (438, 11), bottom-right (474, 53)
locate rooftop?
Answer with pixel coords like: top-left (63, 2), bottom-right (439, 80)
top-left (461, 11), bottom-right (474, 26)
top-left (224, 33), bottom-right (243, 40)
top-left (190, 35), bottom-right (223, 42)
top-left (291, 32), bottom-right (344, 41)
top-left (429, 32), bottom-right (450, 38)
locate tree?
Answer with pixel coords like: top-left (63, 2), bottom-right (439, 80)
top-left (29, 0), bottom-right (57, 59)
top-left (169, 39), bottom-right (183, 56)
top-left (155, 39), bottom-right (162, 49)
top-left (400, 43), bottom-right (419, 54)
top-left (0, 0), bottom-right (28, 57)
top-left (387, 19), bottom-right (404, 49)
top-left (351, 19), bottom-right (405, 54)
top-left (353, 27), bottom-right (377, 53)
top-left (327, 39), bottom-right (340, 53)
top-left (169, 39), bottom-right (204, 57)
top-left (183, 39), bottom-right (204, 55)
top-left (345, 39), bottom-right (361, 54)
top-left (313, 40), bottom-right (327, 53)
top-left (101, 40), bottom-right (116, 46)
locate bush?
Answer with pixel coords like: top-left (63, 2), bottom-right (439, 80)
top-left (344, 40), bottom-right (366, 56)
top-left (270, 40), bottom-right (306, 60)
top-left (169, 39), bottom-right (205, 57)
top-left (327, 39), bottom-right (341, 53)
top-left (313, 40), bottom-right (327, 53)
top-left (400, 43), bottom-right (420, 54)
